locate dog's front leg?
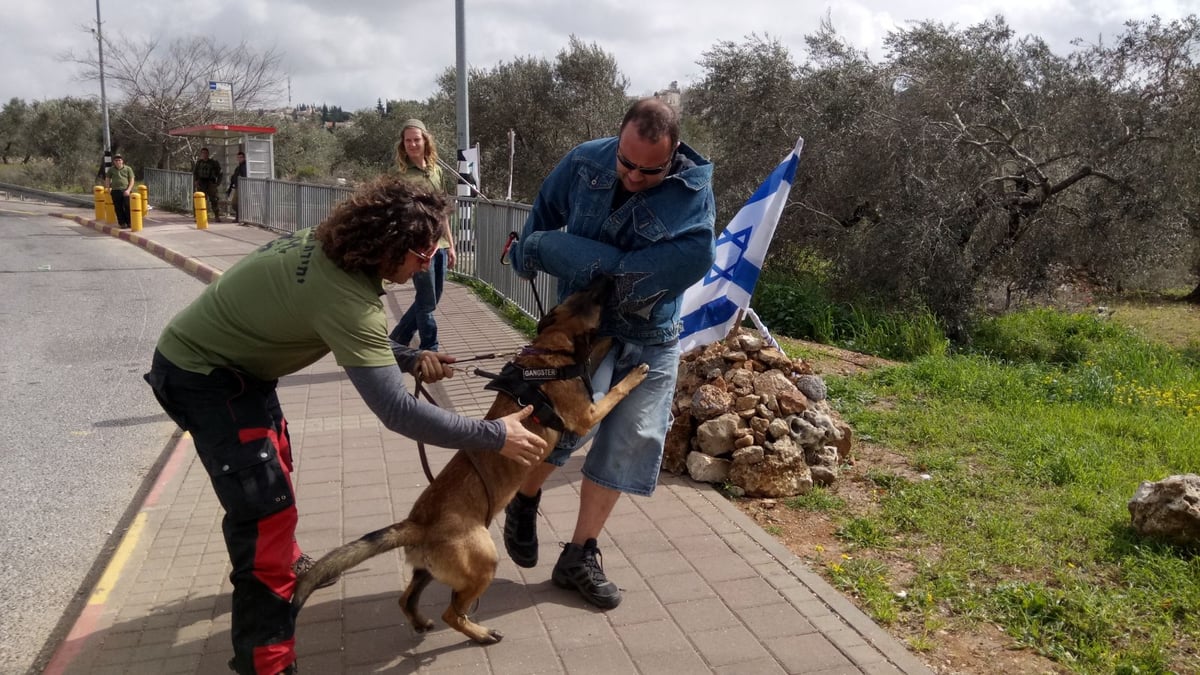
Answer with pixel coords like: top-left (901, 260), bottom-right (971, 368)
top-left (575, 363), bottom-right (650, 429)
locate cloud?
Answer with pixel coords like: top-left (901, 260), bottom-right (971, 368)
top-left (2, 0), bottom-right (1194, 111)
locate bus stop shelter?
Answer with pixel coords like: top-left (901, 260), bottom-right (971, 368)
top-left (168, 123), bottom-right (277, 182)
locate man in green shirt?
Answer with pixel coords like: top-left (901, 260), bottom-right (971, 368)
top-left (105, 154), bottom-right (135, 228)
top-left (144, 176), bottom-right (547, 675)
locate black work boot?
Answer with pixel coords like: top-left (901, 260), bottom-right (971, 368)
top-left (503, 489), bottom-right (541, 568)
top-left (551, 538), bottom-right (621, 609)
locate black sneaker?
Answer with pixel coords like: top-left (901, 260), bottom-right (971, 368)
top-left (292, 553), bottom-right (338, 589)
top-left (551, 538), bottom-right (621, 609)
top-left (503, 489), bottom-right (541, 568)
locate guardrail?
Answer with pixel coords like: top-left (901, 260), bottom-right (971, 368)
top-left (0, 181), bottom-right (93, 208)
top-left (140, 169), bottom-right (556, 320)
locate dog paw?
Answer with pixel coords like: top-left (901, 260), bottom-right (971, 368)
top-left (412, 618), bottom-right (435, 633)
top-left (636, 363), bottom-right (649, 374)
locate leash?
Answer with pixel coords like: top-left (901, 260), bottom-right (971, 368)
top-left (411, 350), bottom-right (514, 521)
top-left (411, 350), bottom-right (511, 476)
top-left (501, 231), bottom-right (546, 318)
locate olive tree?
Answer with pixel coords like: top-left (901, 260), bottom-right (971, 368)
top-left (433, 36), bottom-right (629, 202)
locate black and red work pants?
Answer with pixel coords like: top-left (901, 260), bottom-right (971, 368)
top-left (144, 350), bottom-right (300, 675)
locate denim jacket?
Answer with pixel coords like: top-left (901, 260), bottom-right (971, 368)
top-left (511, 137), bottom-right (715, 344)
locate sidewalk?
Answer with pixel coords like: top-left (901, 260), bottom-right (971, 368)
top-left (43, 208), bottom-right (933, 675)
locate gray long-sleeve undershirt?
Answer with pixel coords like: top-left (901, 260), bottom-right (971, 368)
top-left (344, 346), bottom-right (505, 452)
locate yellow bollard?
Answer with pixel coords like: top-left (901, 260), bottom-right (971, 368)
top-left (93, 186), bottom-right (105, 221)
top-left (193, 191), bottom-right (209, 230)
top-left (138, 184), bottom-right (149, 218)
top-left (103, 189), bottom-right (117, 224)
top-left (130, 192), bottom-right (143, 232)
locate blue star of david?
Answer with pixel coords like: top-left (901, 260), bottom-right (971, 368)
top-left (703, 226), bottom-right (752, 284)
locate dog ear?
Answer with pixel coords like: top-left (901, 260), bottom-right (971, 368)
top-left (535, 307), bottom-right (559, 335)
top-left (585, 274), bottom-right (616, 301)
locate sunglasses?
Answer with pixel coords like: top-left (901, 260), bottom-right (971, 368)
top-left (616, 148), bottom-right (673, 176)
top-left (409, 246), bottom-right (438, 263)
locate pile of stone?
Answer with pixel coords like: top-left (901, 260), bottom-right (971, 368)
top-left (663, 329), bottom-right (853, 497)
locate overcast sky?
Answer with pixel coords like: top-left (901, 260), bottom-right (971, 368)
top-left (4, 0), bottom-right (1196, 112)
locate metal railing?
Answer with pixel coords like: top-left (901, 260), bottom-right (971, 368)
top-left (141, 169), bottom-right (555, 320)
top-left (236, 177), bottom-right (355, 234)
top-left (142, 168), bottom-right (194, 212)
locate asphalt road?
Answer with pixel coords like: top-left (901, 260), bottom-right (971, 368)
top-left (0, 203), bottom-right (205, 674)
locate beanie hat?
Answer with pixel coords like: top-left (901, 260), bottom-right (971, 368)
top-left (402, 119), bottom-right (427, 132)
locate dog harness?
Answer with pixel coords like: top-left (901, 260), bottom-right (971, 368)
top-left (478, 348), bottom-right (594, 432)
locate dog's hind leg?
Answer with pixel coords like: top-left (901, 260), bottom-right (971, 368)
top-left (442, 573), bottom-right (501, 644)
top-left (399, 567), bottom-right (436, 632)
top-left (438, 529), bottom-right (503, 644)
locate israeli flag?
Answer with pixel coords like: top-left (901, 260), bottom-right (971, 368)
top-left (678, 137), bottom-right (804, 352)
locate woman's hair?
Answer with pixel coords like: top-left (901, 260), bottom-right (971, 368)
top-left (395, 123), bottom-right (440, 171)
top-left (315, 176), bottom-right (450, 276)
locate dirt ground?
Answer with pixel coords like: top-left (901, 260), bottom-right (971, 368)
top-left (730, 339), bottom-right (1066, 675)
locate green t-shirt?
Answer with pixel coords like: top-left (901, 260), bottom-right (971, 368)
top-left (107, 165), bottom-right (135, 191)
top-left (156, 228), bottom-right (395, 380)
top-left (398, 161), bottom-right (443, 194)
top-left (398, 162), bottom-right (451, 249)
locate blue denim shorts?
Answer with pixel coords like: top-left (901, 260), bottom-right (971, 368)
top-left (545, 338), bottom-right (679, 496)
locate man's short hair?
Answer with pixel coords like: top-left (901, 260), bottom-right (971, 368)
top-left (620, 98), bottom-right (679, 148)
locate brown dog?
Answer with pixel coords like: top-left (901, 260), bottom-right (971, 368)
top-left (291, 276), bottom-right (648, 644)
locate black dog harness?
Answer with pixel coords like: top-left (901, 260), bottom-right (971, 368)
top-left (477, 348), bottom-right (594, 432)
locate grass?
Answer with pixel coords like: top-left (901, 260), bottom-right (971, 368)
top-left (752, 256), bottom-right (950, 361)
top-left (455, 262), bottom-right (1200, 671)
top-left (452, 273), bottom-right (538, 339)
top-left (783, 306), bottom-right (1200, 673)
top-left (1105, 298), bottom-right (1200, 351)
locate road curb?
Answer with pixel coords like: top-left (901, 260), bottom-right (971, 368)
top-left (50, 212), bottom-right (221, 284)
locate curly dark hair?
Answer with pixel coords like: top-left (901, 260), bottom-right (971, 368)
top-left (314, 175), bottom-right (450, 276)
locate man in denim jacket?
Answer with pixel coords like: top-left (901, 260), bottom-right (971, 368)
top-left (504, 98), bottom-right (715, 609)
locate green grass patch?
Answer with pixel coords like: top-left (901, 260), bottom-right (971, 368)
top-left (783, 486), bottom-right (845, 512)
top-left (819, 308), bottom-right (1200, 673)
top-left (1106, 299), bottom-right (1200, 352)
top-left (753, 271), bottom-right (949, 361)
top-left (452, 273), bottom-right (537, 339)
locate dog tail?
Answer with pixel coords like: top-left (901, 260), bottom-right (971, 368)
top-left (292, 520), bottom-right (421, 609)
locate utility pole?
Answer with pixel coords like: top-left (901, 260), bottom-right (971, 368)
top-left (454, 0), bottom-right (471, 198)
top-left (454, 0), bottom-right (469, 151)
top-left (95, 0), bottom-right (112, 170)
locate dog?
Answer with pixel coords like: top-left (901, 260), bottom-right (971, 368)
top-left (291, 276), bottom-right (648, 645)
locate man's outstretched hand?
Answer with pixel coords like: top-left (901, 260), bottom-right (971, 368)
top-left (496, 405), bottom-right (549, 466)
